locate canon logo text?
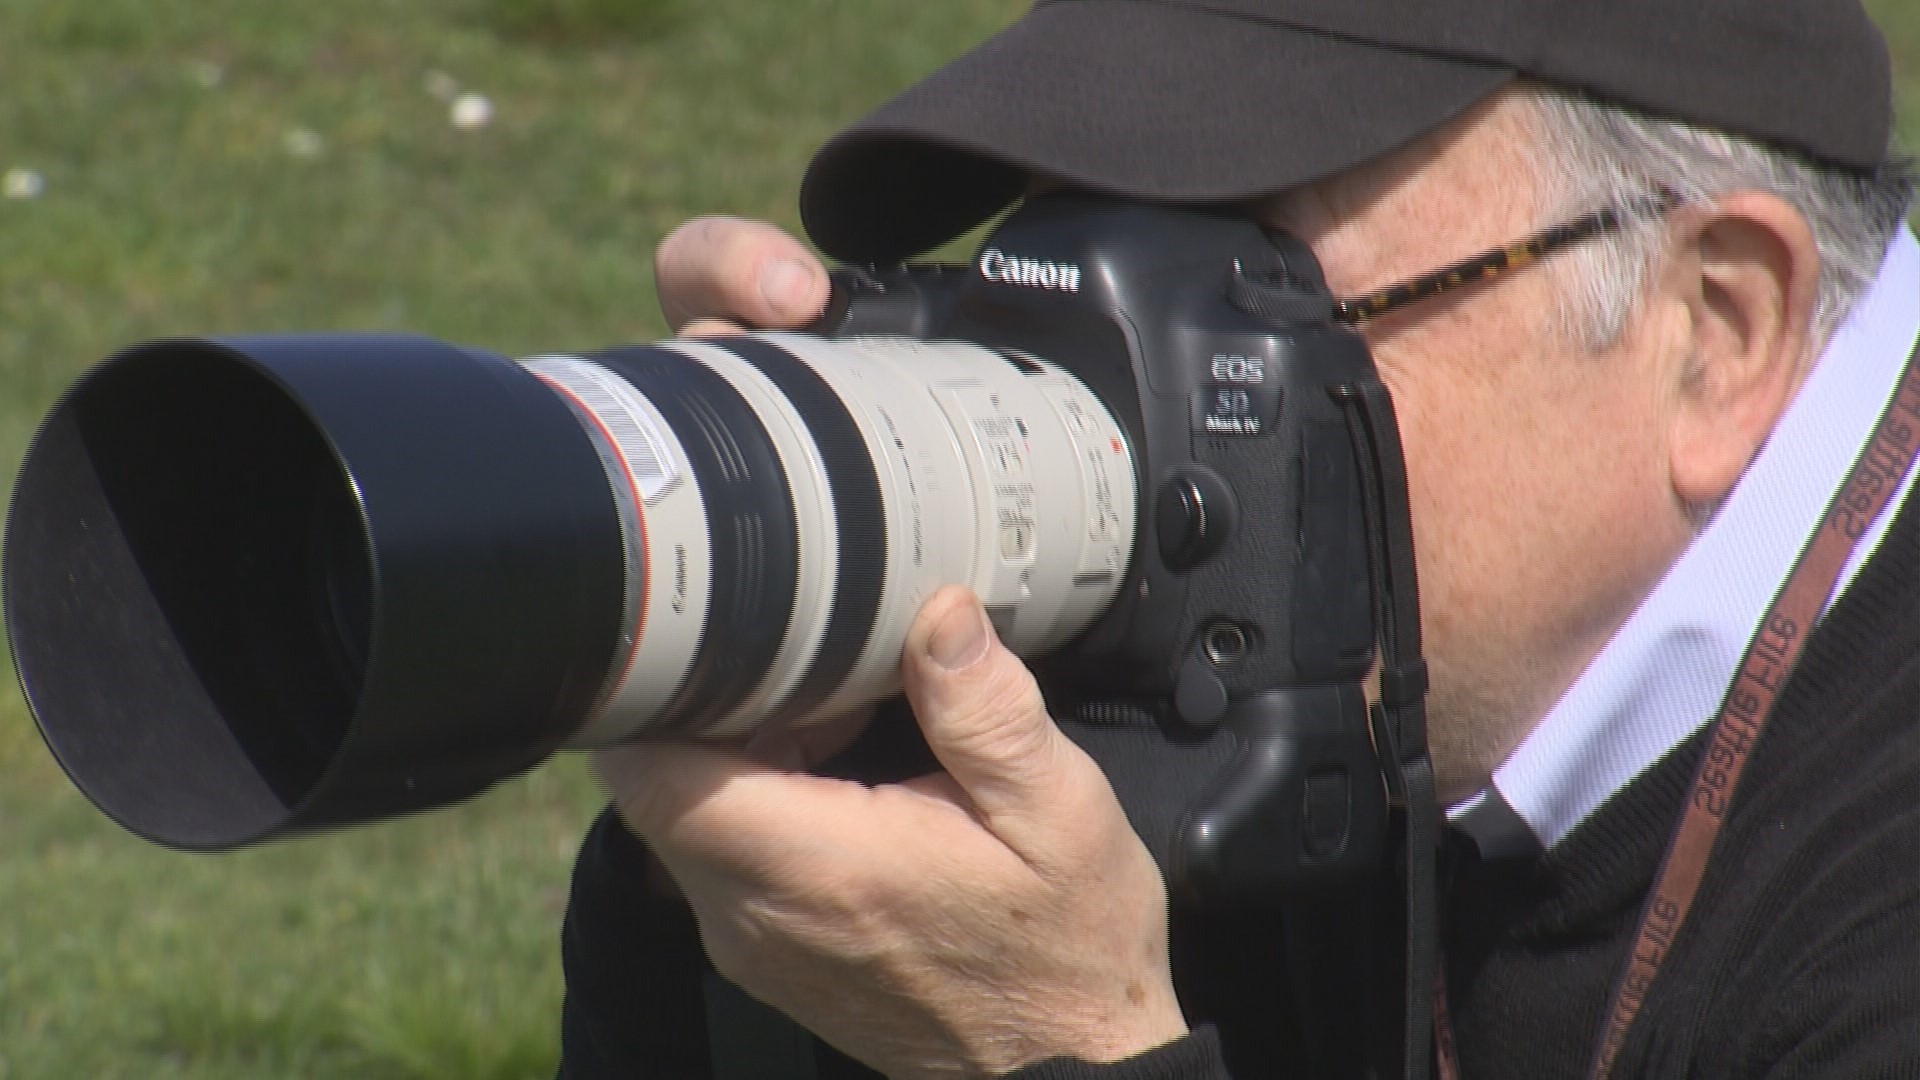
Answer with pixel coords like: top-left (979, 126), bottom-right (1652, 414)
top-left (978, 249), bottom-right (1083, 294)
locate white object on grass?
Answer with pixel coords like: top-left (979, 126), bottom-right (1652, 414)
top-left (283, 127), bottom-right (325, 158)
top-left (451, 92), bottom-right (494, 130)
top-left (3, 168), bottom-right (45, 200)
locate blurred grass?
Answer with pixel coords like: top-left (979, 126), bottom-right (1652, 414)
top-left (1881, 0), bottom-right (1920, 162)
top-left (477, 0), bottom-right (686, 47)
top-left (0, 1), bottom-right (1916, 1077)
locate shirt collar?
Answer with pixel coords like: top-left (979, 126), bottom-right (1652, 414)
top-left (1459, 226), bottom-right (1920, 851)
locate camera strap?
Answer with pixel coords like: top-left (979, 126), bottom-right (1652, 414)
top-left (1428, 337), bottom-right (1920, 1080)
top-left (1336, 381), bottom-right (1439, 1080)
top-left (1587, 339), bottom-right (1920, 1078)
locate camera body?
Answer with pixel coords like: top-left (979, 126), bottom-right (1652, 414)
top-left (820, 194), bottom-right (1393, 902)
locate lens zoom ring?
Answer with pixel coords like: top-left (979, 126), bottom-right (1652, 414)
top-left (712, 337), bottom-right (887, 723)
top-left (592, 346), bottom-right (799, 735)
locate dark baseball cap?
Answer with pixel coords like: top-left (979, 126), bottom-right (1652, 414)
top-left (799, 0), bottom-right (1894, 264)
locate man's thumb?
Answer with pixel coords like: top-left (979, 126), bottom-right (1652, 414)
top-left (901, 587), bottom-right (1077, 834)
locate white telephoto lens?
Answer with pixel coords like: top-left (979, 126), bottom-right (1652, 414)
top-left (529, 333), bottom-right (1137, 746)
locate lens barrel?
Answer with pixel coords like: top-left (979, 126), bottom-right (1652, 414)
top-left (5, 331), bottom-right (1136, 850)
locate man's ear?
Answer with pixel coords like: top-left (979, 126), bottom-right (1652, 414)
top-left (1667, 192), bottom-right (1822, 509)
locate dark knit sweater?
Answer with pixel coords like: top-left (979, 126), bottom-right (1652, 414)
top-left (558, 490), bottom-right (1920, 1079)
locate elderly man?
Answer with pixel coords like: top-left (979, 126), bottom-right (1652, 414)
top-left (560, 1), bottom-right (1920, 1077)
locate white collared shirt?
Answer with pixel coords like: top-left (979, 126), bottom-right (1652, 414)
top-left (1465, 226), bottom-right (1920, 849)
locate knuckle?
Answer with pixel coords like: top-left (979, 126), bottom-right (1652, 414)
top-left (949, 672), bottom-right (1032, 726)
top-left (664, 219), bottom-right (721, 268)
top-left (654, 216), bottom-right (761, 321)
top-left (653, 217), bottom-right (720, 276)
top-left (702, 215), bottom-right (766, 267)
top-left (948, 712), bottom-right (1051, 776)
top-left (921, 661), bottom-right (1068, 778)
top-left (964, 661), bottom-right (1050, 736)
top-left (935, 640), bottom-right (1039, 708)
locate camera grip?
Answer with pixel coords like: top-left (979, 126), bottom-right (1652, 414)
top-left (1061, 683), bottom-right (1387, 904)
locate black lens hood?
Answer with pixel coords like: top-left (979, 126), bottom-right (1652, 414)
top-left (4, 334), bottom-right (625, 850)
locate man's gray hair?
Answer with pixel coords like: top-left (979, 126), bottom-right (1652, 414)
top-left (1523, 87), bottom-right (1916, 351)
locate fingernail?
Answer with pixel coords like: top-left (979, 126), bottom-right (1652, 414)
top-left (927, 601), bottom-right (991, 672)
top-left (757, 258), bottom-right (813, 318)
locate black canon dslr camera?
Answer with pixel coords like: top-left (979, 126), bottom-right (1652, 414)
top-left (5, 193), bottom-right (1432, 910)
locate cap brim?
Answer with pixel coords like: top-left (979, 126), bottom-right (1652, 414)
top-left (801, 0), bottom-right (1515, 264)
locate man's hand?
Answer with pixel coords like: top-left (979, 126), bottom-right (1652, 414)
top-left (654, 216), bottom-right (832, 336)
top-left (594, 587), bottom-right (1189, 1078)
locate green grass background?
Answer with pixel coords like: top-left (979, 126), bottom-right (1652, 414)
top-left (1, 1), bottom-right (1916, 1076)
